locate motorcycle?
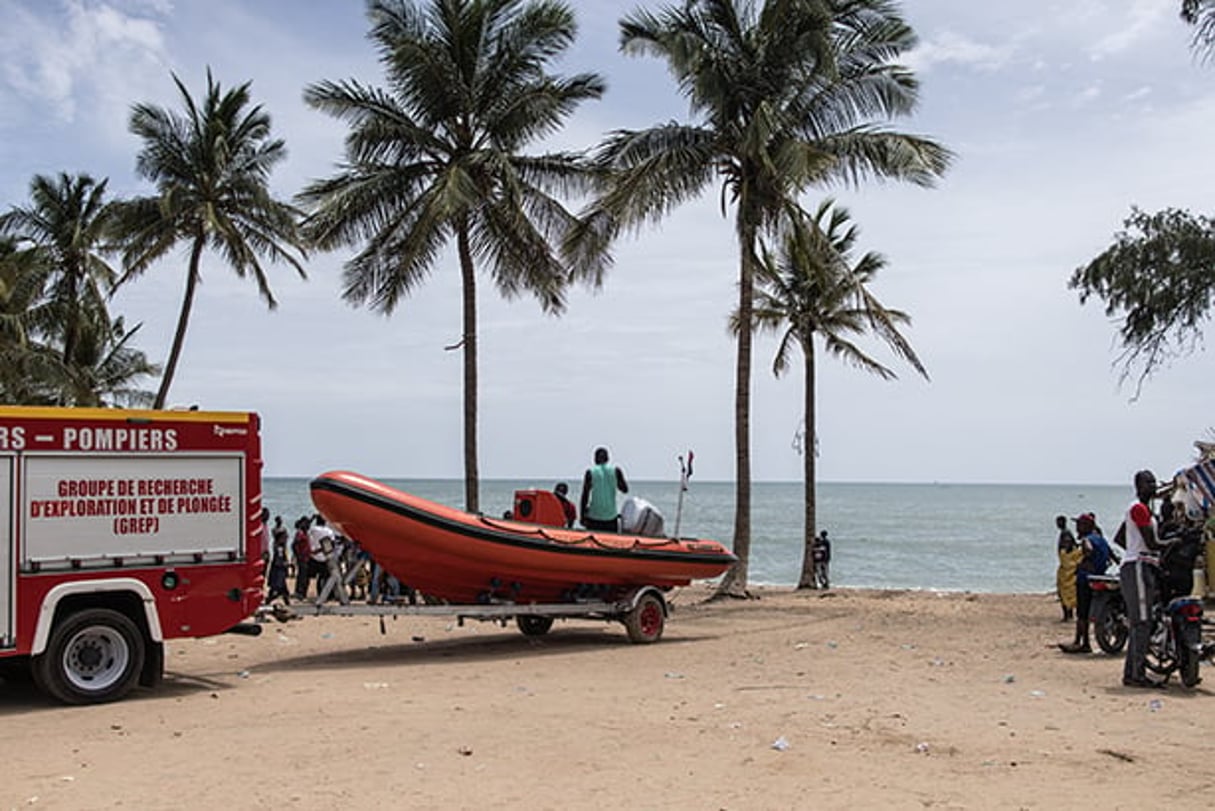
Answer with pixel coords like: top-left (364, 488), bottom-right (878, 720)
top-left (1146, 526), bottom-right (1207, 686)
top-left (1089, 574), bottom-right (1127, 655)
top-left (1090, 526), bottom-right (1208, 687)
top-left (1146, 593), bottom-right (1205, 687)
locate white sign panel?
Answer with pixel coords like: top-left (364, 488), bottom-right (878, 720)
top-left (23, 455), bottom-right (244, 562)
top-left (1, 458), bottom-right (12, 646)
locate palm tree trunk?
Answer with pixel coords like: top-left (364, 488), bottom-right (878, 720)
top-left (62, 262), bottom-right (80, 372)
top-left (717, 217), bottom-right (757, 597)
top-left (153, 236), bottom-right (204, 410)
top-left (456, 222), bottom-right (480, 514)
top-left (798, 339), bottom-right (818, 589)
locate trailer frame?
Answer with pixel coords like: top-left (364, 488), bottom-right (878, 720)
top-left (259, 583), bottom-right (671, 644)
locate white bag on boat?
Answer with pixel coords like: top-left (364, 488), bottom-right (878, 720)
top-left (620, 496), bottom-right (664, 537)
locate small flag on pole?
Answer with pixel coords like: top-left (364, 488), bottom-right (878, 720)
top-left (680, 450), bottom-right (694, 491)
top-left (675, 450), bottom-right (694, 537)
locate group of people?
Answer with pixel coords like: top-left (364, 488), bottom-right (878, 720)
top-left (504, 447), bottom-right (628, 529)
top-left (262, 512), bottom-right (404, 606)
top-left (1054, 511), bottom-right (1116, 653)
top-left (1054, 468), bottom-right (1190, 688)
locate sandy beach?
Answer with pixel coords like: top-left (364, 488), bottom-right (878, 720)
top-left (3, 586), bottom-right (1214, 809)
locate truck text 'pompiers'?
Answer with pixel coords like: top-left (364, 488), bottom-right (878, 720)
top-left (0, 406), bottom-right (266, 704)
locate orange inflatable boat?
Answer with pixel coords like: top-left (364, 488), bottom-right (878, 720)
top-left (309, 471), bottom-right (736, 604)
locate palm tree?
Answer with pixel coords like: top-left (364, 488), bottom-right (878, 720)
top-left (0, 172), bottom-right (117, 369)
top-left (574, 0), bottom-right (950, 595)
top-left (0, 233), bottom-right (158, 406)
top-left (749, 201), bottom-right (926, 588)
top-left (299, 0), bottom-right (605, 513)
top-left (0, 238), bottom-right (55, 404)
top-left (1182, 0), bottom-right (1215, 59)
top-left (59, 316), bottom-right (161, 408)
top-left (111, 70), bottom-right (307, 409)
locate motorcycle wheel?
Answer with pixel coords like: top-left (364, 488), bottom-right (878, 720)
top-left (1093, 599), bottom-right (1128, 655)
top-left (1144, 619), bottom-right (1176, 677)
top-left (1179, 622), bottom-right (1202, 687)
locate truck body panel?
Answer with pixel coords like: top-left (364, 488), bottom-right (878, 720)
top-left (0, 407), bottom-right (264, 679)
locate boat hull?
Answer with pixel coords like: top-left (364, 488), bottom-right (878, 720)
top-left (310, 471), bottom-right (736, 604)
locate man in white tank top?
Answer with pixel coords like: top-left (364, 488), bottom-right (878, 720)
top-left (1114, 470), bottom-right (1163, 688)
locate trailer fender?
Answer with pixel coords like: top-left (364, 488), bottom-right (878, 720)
top-left (31, 579), bottom-right (164, 656)
top-left (622, 586), bottom-right (668, 617)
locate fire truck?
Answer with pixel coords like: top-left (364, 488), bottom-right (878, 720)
top-left (0, 406), bottom-right (266, 704)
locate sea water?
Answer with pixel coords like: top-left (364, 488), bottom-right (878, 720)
top-left (262, 478), bottom-right (1130, 594)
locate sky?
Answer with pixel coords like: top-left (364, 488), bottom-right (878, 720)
top-left (1, 0), bottom-right (1214, 486)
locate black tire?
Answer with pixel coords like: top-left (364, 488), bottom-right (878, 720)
top-left (516, 615), bottom-right (554, 636)
top-left (1179, 622), bottom-right (1203, 687)
top-left (32, 608), bottom-right (146, 705)
top-left (623, 593), bottom-right (665, 644)
top-left (1093, 599), bottom-right (1128, 655)
top-left (1144, 616), bottom-right (1175, 676)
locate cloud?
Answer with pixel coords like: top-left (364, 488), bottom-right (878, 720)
top-left (1075, 81), bottom-right (1103, 105)
top-left (1088, 0), bottom-right (1172, 59)
top-left (906, 31), bottom-right (1014, 74)
top-left (0, 0), bottom-right (170, 128)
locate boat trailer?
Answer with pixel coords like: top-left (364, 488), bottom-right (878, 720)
top-left (257, 584), bottom-right (671, 644)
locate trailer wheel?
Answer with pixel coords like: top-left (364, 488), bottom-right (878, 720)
top-left (33, 608), bottom-right (146, 705)
top-left (624, 593), bottom-right (665, 644)
top-left (516, 615), bottom-right (554, 636)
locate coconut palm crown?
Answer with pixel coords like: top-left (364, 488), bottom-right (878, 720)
top-left (1183, 0), bottom-right (1215, 59)
top-left (299, 0), bottom-right (606, 512)
top-left (0, 172), bottom-right (117, 369)
top-left (750, 200), bottom-right (927, 587)
top-left (111, 69), bottom-right (307, 409)
top-left (573, 0), bottom-right (951, 594)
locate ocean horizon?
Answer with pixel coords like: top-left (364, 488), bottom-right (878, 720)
top-left (263, 477), bottom-right (1134, 595)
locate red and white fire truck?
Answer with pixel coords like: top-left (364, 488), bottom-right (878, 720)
top-left (0, 406), bottom-right (266, 704)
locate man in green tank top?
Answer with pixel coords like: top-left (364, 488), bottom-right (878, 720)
top-left (579, 447), bottom-right (629, 531)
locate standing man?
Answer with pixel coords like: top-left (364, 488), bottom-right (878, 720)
top-left (264, 515), bottom-right (292, 605)
top-left (580, 447), bottom-right (628, 532)
top-left (307, 514), bottom-right (337, 600)
top-left (292, 516), bottom-right (312, 600)
top-left (1059, 513), bottom-right (1113, 654)
top-left (1114, 470), bottom-right (1163, 688)
top-left (812, 530), bottom-right (832, 589)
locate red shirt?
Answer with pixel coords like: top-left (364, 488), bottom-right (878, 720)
top-left (557, 496), bottom-right (576, 527)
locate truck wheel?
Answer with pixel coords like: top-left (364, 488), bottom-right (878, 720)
top-left (624, 593), bottom-right (665, 644)
top-left (516, 615), bottom-right (554, 636)
top-left (33, 608), bottom-right (146, 705)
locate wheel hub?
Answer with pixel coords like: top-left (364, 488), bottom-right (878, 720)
top-left (75, 643), bottom-right (104, 671)
top-left (64, 626), bottom-right (128, 689)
